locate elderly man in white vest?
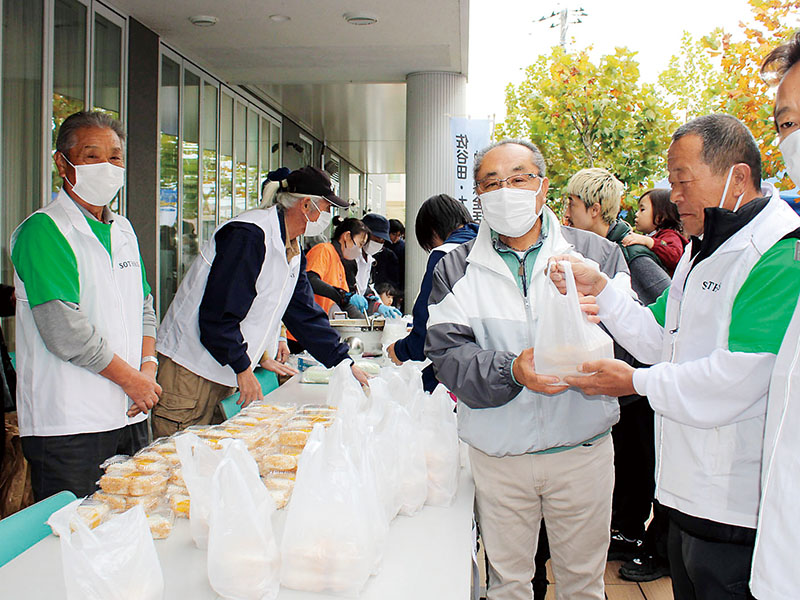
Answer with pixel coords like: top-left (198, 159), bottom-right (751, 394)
top-left (11, 111), bottom-right (161, 501)
top-left (153, 166), bottom-right (368, 438)
top-left (551, 114), bottom-right (800, 599)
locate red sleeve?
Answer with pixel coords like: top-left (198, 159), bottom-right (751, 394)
top-left (651, 229), bottom-right (687, 273)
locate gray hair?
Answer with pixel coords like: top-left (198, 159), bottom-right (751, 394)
top-left (672, 114), bottom-right (761, 190)
top-left (473, 139), bottom-right (547, 182)
top-left (55, 111), bottom-right (126, 157)
top-left (260, 189), bottom-right (323, 210)
top-left (273, 191), bottom-right (303, 209)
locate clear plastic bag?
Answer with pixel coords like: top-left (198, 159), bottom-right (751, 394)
top-left (422, 385), bottom-right (460, 507)
top-left (326, 361), bottom-right (369, 415)
top-left (48, 500), bottom-right (164, 600)
top-left (175, 432), bottom-right (223, 549)
top-left (369, 376), bottom-right (427, 516)
top-left (534, 260), bottom-right (614, 381)
top-left (208, 439), bottom-right (280, 600)
top-left (380, 317), bottom-right (408, 355)
top-left (281, 421), bottom-right (381, 596)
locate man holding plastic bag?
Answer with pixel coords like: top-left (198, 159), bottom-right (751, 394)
top-left (550, 114), bottom-right (800, 599)
top-left (425, 139), bottom-right (632, 600)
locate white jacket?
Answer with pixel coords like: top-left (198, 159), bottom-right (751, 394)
top-left (750, 293), bottom-right (800, 599)
top-left (12, 190), bottom-right (146, 436)
top-left (597, 196), bottom-right (800, 528)
top-left (426, 207), bottom-right (632, 456)
top-left (157, 206), bottom-right (300, 387)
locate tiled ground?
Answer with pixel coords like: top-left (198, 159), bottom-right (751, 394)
top-left (544, 560), bottom-right (673, 599)
top-left (476, 549), bottom-right (674, 599)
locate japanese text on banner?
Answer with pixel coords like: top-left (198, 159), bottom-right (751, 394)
top-left (449, 118), bottom-right (492, 222)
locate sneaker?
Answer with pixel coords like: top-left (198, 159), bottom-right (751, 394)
top-left (607, 532), bottom-right (643, 561)
top-left (619, 554), bottom-right (670, 582)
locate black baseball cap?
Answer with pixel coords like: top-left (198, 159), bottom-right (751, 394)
top-left (362, 213), bottom-right (391, 241)
top-left (283, 166), bottom-right (348, 208)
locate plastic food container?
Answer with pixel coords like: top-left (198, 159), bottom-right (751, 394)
top-left (92, 490), bottom-right (128, 511)
top-left (124, 493), bottom-right (161, 512)
top-left (99, 471), bottom-right (131, 495)
top-left (268, 487), bottom-right (291, 510)
top-left (169, 493), bottom-right (190, 518)
top-left (101, 455), bottom-right (135, 476)
top-left (146, 505), bottom-right (175, 540)
top-left (258, 453), bottom-right (298, 472)
top-left (127, 471), bottom-right (168, 497)
top-left (73, 498), bottom-right (110, 531)
top-left (169, 468), bottom-right (185, 487)
top-left (277, 429), bottom-right (310, 447)
top-left (132, 454), bottom-right (171, 473)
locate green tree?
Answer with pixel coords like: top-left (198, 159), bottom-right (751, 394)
top-left (657, 31), bottom-right (722, 122)
top-left (497, 46), bottom-right (678, 213)
top-left (658, 0), bottom-right (800, 187)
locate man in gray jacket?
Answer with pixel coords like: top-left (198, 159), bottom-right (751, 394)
top-left (425, 139), bottom-right (632, 600)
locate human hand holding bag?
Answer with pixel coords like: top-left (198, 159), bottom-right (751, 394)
top-left (534, 260), bottom-right (614, 383)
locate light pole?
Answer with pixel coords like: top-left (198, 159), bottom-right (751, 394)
top-left (536, 6), bottom-right (588, 47)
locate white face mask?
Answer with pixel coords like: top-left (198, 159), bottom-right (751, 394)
top-left (341, 237), bottom-right (361, 260)
top-left (479, 183), bottom-right (543, 237)
top-left (780, 129), bottom-right (800, 187)
top-left (718, 164), bottom-right (745, 212)
top-left (63, 157), bottom-right (125, 207)
top-left (364, 240), bottom-right (383, 256)
top-left (303, 198), bottom-right (331, 236)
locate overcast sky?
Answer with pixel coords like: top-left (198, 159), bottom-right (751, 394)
top-left (466, 0), bottom-right (761, 123)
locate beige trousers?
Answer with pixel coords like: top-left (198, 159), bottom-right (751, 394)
top-left (150, 355), bottom-right (236, 440)
top-left (469, 434), bottom-right (614, 600)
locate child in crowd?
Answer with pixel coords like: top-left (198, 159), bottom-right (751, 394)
top-left (374, 282), bottom-right (397, 309)
top-left (621, 188), bottom-right (687, 276)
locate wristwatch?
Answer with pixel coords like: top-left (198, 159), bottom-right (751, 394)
top-left (141, 355), bottom-right (159, 367)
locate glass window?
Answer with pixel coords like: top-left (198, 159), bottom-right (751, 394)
top-left (181, 70), bottom-right (200, 279)
top-left (259, 117), bottom-right (271, 194)
top-left (94, 10), bottom-right (123, 212)
top-left (201, 83), bottom-right (218, 242)
top-left (234, 101), bottom-right (247, 215)
top-left (93, 12), bottom-right (121, 119)
top-left (2, 0), bottom-right (44, 299)
top-left (270, 122), bottom-right (281, 170)
top-left (247, 108), bottom-right (259, 209)
top-left (349, 171), bottom-right (362, 213)
top-left (159, 55), bottom-right (180, 317)
top-left (219, 93), bottom-right (233, 222)
top-left (52, 0), bottom-right (87, 197)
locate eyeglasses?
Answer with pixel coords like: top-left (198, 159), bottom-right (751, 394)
top-left (476, 173), bottom-right (540, 193)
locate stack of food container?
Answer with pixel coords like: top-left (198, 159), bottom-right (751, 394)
top-left (69, 400), bottom-right (338, 540)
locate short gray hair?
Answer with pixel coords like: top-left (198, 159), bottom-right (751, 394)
top-left (672, 114), bottom-right (761, 190)
top-left (55, 111), bottom-right (126, 157)
top-left (473, 139), bottom-right (547, 183)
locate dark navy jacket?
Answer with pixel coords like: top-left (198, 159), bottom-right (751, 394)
top-left (393, 223), bottom-right (478, 392)
top-left (199, 209), bottom-right (350, 372)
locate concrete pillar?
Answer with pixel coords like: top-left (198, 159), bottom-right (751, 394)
top-left (404, 71), bottom-right (466, 306)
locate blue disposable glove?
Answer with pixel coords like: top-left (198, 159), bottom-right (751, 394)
top-left (348, 293), bottom-right (369, 314)
top-left (377, 303), bottom-right (402, 319)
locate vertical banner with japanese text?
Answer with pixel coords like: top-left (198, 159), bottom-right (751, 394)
top-left (449, 117), bottom-right (492, 222)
